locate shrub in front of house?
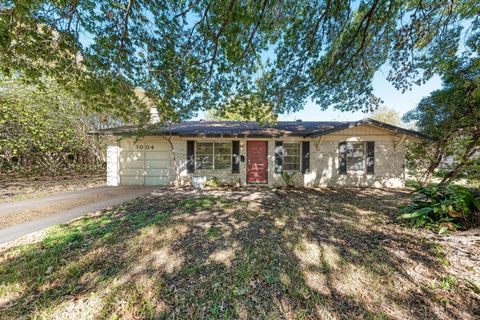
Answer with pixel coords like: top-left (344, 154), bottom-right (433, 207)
top-left (397, 184), bottom-right (480, 232)
top-left (280, 171), bottom-right (298, 188)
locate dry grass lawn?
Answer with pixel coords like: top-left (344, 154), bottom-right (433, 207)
top-left (0, 175), bottom-right (105, 203)
top-left (0, 188), bottom-right (478, 319)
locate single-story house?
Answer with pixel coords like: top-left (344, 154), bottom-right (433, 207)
top-left (92, 118), bottom-right (430, 188)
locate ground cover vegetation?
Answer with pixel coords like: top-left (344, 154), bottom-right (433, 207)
top-left (398, 184), bottom-right (480, 232)
top-left (0, 188), bottom-right (478, 319)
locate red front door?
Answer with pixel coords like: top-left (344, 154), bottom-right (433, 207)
top-left (247, 141), bottom-right (268, 184)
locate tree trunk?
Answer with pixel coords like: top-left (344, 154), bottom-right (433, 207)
top-left (419, 144), bottom-right (444, 186)
top-left (419, 128), bottom-right (462, 186)
top-left (439, 132), bottom-right (480, 185)
top-left (162, 133), bottom-right (180, 187)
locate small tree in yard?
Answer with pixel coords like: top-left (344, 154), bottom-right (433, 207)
top-left (205, 95), bottom-right (278, 125)
top-left (403, 56), bottom-right (480, 187)
top-left (0, 77), bottom-right (111, 176)
top-left (369, 106), bottom-right (404, 127)
top-left (399, 46), bottom-right (480, 231)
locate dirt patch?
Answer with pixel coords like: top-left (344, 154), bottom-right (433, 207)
top-left (0, 175), bottom-right (106, 203)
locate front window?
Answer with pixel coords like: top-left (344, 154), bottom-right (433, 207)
top-left (283, 142), bottom-right (301, 171)
top-left (196, 142), bottom-right (232, 170)
top-left (346, 142), bottom-right (364, 171)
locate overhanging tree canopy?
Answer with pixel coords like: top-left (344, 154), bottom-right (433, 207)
top-left (1, 0), bottom-right (478, 120)
top-left (403, 48), bottom-right (480, 185)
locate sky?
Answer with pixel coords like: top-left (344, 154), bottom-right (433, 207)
top-left (194, 70), bottom-right (443, 121)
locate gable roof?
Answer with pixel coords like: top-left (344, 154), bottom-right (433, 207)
top-left (90, 119), bottom-right (432, 140)
top-left (306, 118), bottom-right (432, 140)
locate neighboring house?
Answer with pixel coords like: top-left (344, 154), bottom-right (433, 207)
top-left (92, 119), bottom-right (430, 188)
top-left (438, 152), bottom-right (480, 170)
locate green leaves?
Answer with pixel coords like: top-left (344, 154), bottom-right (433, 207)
top-left (280, 171), bottom-right (298, 188)
top-left (397, 184), bottom-right (480, 231)
top-left (1, 0), bottom-right (478, 118)
top-left (473, 197), bottom-right (480, 212)
top-left (0, 77), bottom-right (108, 175)
top-left (397, 207), bottom-right (433, 220)
top-left (403, 52), bottom-right (480, 186)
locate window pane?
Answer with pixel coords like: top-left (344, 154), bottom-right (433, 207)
top-left (214, 142), bottom-right (231, 170)
top-left (283, 142), bottom-right (300, 156)
top-left (347, 142), bottom-right (364, 157)
top-left (197, 155), bottom-right (213, 169)
top-left (282, 143), bottom-right (301, 171)
top-left (283, 162), bottom-right (301, 171)
top-left (214, 142), bottom-right (231, 152)
top-left (196, 142), bottom-right (214, 169)
top-left (347, 157), bottom-right (364, 171)
top-left (196, 142), bottom-right (232, 170)
top-left (196, 142), bottom-right (213, 154)
top-left (345, 142), bottom-right (364, 171)
top-left (284, 155), bottom-right (300, 164)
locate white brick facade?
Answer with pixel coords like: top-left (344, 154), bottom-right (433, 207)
top-left (107, 124), bottom-right (410, 189)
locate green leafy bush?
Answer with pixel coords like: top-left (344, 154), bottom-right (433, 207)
top-left (281, 171), bottom-right (298, 188)
top-left (205, 177), bottom-right (220, 188)
top-left (397, 184), bottom-right (480, 231)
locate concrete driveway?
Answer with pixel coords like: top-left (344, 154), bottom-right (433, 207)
top-left (0, 186), bottom-right (156, 244)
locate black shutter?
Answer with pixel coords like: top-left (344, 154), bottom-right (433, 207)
top-left (338, 141), bottom-right (347, 174)
top-left (274, 141), bottom-right (283, 173)
top-left (232, 141), bottom-right (240, 173)
top-left (302, 141), bottom-right (310, 173)
top-left (366, 141), bottom-right (375, 174)
top-left (187, 140), bottom-right (195, 173)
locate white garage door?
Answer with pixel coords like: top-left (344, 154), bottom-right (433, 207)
top-left (119, 141), bottom-right (171, 185)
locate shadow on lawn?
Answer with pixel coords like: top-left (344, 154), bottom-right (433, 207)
top-left (0, 188), bottom-right (477, 319)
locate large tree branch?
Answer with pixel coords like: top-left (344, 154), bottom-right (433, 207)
top-left (174, 0), bottom-right (202, 18)
top-left (241, 0), bottom-right (268, 59)
top-left (334, 0), bottom-right (379, 78)
top-left (440, 130), bottom-right (480, 185)
top-left (307, 0), bottom-right (331, 53)
top-left (120, 0), bottom-right (134, 51)
top-left (208, 0), bottom-right (236, 78)
top-left (184, 1), bottom-right (212, 55)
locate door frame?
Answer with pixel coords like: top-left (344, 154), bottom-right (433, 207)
top-left (246, 140), bottom-right (268, 184)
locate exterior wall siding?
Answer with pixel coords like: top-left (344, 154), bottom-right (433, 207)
top-left (106, 124), bottom-right (407, 188)
top-left (306, 141), bottom-right (405, 188)
top-left (106, 145), bottom-right (120, 186)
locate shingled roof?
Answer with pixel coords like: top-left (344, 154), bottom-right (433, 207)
top-left (90, 119), bottom-right (431, 140)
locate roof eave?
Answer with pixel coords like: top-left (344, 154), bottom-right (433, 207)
top-left (306, 119), bottom-right (434, 141)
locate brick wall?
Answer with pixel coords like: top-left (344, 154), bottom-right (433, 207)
top-left (306, 141), bottom-right (405, 188)
top-left (109, 133), bottom-right (406, 188)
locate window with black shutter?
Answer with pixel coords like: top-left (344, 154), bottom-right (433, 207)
top-left (232, 141), bottom-right (240, 173)
top-left (338, 141), bottom-right (375, 174)
top-left (302, 141), bottom-right (310, 173)
top-left (187, 140), bottom-right (195, 173)
top-left (338, 142), bottom-right (347, 174)
top-left (274, 141), bottom-right (283, 173)
top-left (366, 141), bottom-right (375, 174)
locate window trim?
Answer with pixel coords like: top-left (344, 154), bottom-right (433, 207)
top-left (282, 141), bottom-right (302, 172)
top-left (194, 141), bottom-right (232, 171)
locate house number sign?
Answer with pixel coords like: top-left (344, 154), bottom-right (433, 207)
top-left (135, 144), bottom-right (154, 150)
